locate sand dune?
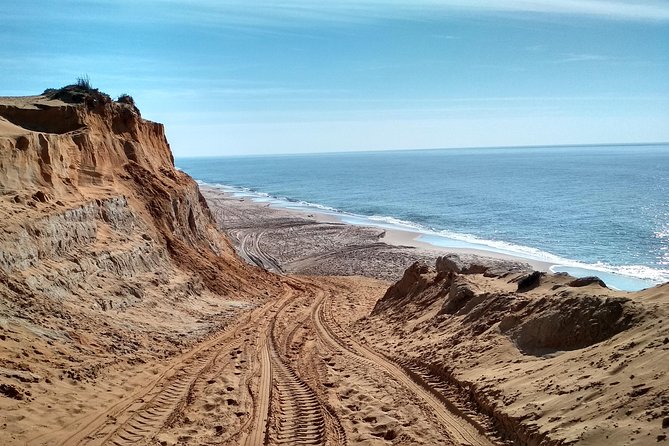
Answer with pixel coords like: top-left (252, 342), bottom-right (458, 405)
top-left (359, 260), bottom-right (669, 444)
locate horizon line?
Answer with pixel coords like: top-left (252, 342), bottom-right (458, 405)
top-left (174, 141), bottom-right (669, 159)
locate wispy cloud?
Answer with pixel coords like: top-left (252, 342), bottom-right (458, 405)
top-left (552, 52), bottom-right (616, 63)
top-left (141, 86), bottom-right (348, 102)
top-left (209, 1), bottom-right (669, 21)
top-left (440, 0), bottom-right (669, 21)
top-left (433, 34), bottom-right (460, 40)
top-left (151, 94), bottom-right (669, 115)
top-left (525, 44), bottom-right (547, 52)
top-left (38, 0), bottom-right (669, 27)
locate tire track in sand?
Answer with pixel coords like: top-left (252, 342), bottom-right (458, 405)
top-left (312, 285), bottom-right (495, 446)
top-left (267, 285), bottom-right (327, 445)
top-left (33, 331), bottom-right (241, 446)
top-left (103, 349), bottom-right (220, 446)
top-left (243, 339), bottom-right (272, 446)
top-left (40, 288), bottom-right (290, 446)
top-left (270, 351), bottom-right (326, 445)
top-left (240, 231), bottom-right (284, 273)
top-left (237, 285), bottom-right (299, 446)
top-left (265, 281), bottom-right (346, 446)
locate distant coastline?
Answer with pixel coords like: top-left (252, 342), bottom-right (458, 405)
top-left (178, 144), bottom-right (669, 292)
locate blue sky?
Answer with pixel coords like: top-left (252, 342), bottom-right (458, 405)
top-left (1, 1), bottom-right (668, 156)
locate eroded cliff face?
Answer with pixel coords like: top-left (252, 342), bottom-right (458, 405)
top-left (0, 93), bottom-right (279, 406)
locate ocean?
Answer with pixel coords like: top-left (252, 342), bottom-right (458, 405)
top-left (176, 144), bottom-right (669, 291)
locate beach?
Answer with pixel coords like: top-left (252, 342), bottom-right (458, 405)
top-left (200, 185), bottom-right (542, 282)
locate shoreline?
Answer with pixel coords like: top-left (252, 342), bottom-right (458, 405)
top-left (378, 227), bottom-right (554, 272)
top-left (200, 184), bottom-right (551, 275)
top-left (200, 185), bottom-right (534, 282)
top-left (270, 196), bottom-right (554, 272)
top-left (198, 183), bottom-right (658, 291)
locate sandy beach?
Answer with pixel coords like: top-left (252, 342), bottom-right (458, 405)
top-left (200, 185), bottom-right (545, 281)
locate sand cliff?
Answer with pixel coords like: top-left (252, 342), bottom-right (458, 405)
top-left (0, 88), bottom-right (280, 442)
top-left (0, 90), bottom-right (277, 295)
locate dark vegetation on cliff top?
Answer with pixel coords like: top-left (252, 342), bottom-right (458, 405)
top-left (42, 76), bottom-right (140, 115)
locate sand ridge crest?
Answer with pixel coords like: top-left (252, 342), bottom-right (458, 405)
top-left (359, 259), bottom-right (669, 444)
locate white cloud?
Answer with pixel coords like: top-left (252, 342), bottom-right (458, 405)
top-left (51, 0), bottom-right (669, 27)
top-left (553, 53), bottom-right (616, 63)
top-left (146, 0), bottom-right (669, 24)
top-left (434, 0), bottom-right (669, 21)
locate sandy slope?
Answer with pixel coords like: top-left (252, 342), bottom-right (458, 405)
top-left (0, 91), bottom-right (281, 443)
top-left (358, 261), bottom-right (669, 445)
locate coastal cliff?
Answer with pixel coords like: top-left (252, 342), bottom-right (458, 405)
top-left (0, 87), bottom-right (280, 439)
top-left (0, 89), bottom-right (278, 295)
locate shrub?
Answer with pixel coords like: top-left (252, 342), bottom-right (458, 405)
top-left (117, 93), bottom-right (135, 105)
top-left (75, 75), bottom-right (92, 90)
top-left (43, 76), bottom-right (111, 105)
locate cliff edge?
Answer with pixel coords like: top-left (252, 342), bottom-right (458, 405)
top-left (0, 87), bottom-right (280, 439)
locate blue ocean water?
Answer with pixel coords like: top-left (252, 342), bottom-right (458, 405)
top-left (176, 145), bottom-right (669, 291)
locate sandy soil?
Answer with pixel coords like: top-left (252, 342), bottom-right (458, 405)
top-left (8, 274), bottom-right (506, 446)
top-left (358, 263), bottom-right (669, 445)
top-left (1, 93), bottom-right (509, 446)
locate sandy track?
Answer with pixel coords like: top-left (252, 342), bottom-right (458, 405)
top-left (28, 275), bottom-right (500, 446)
top-left (29, 321), bottom-right (244, 446)
top-left (31, 287), bottom-right (290, 446)
top-left (270, 351), bottom-right (326, 444)
top-left (243, 340), bottom-right (271, 446)
top-left (268, 307), bottom-right (327, 445)
top-left (311, 286), bottom-right (494, 446)
top-left (238, 231), bottom-right (284, 273)
top-left (266, 282), bottom-right (347, 446)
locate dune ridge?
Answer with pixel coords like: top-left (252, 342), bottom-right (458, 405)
top-left (359, 257), bottom-right (669, 444)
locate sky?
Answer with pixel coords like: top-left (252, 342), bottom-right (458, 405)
top-left (1, 1), bottom-right (668, 156)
